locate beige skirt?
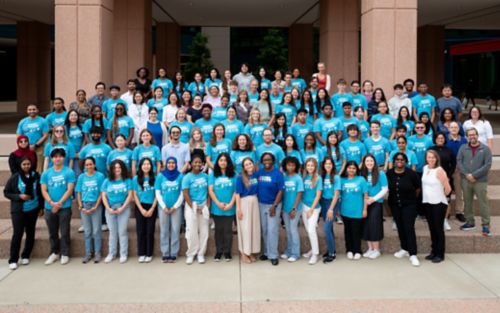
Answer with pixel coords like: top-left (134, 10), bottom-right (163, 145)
top-left (237, 195), bottom-right (261, 255)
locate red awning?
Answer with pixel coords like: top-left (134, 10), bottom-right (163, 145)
top-left (450, 39), bottom-right (500, 56)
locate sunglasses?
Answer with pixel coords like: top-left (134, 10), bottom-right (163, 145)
top-left (54, 129), bottom-right (64, 133)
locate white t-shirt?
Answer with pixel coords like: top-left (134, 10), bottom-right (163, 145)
top-left (162, 104), bottom-right (179, 124)
top-left (463, 119), bottom-right (493, 145)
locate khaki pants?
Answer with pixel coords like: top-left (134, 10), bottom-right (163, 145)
top-left (184, 203), bottom-right (209, 258)
top-left (461, 178), bottom-right (490, 226)
top-left (237, 195), bottom-right (261, 255)
top-left (452, 170), bottom-right (464, 215)
top-left (35, 145), bottom-right (44, 174)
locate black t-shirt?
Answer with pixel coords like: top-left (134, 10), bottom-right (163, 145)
top-left (187, 107), bottom-right (203, 123)
top-left (134, 78), bottom-right (152, 96)
top-left (386, 168), bottom-right (421, 208)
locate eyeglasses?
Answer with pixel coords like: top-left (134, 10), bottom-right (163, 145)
top-left (415, 127), bottom-right (425, 129)
top-left (171, 131), bottom-right (180, 134)
top-left (54, 129), bottom-right (64, 133)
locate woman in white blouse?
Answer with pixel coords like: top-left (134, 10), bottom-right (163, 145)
top-left (128, 91), bottom-right (149, 146)
top-left (462, 107), bottom-right (493, 150)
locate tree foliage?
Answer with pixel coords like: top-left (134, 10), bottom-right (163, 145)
top-left (184, 32), bottom-right (214, 80)
top-left (257, 28), bottom-right (288, 74)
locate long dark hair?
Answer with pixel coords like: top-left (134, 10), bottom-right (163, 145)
top-left (272, 113), bottom-right (288, 147)
top-left (213, 153), bottom-right (235, 178)
top-left (320, 156), bottom-right (336, 185)
top-left (209, 123), bottom-right (226, 147)
top-left (258, 89), bottom-right (273, 117)
top-left (397, 106), bottom-right (414, 125)
top-left (303, 131), bottom-right (317, 151)
top-left (64, 109), bottom-right (82, 131)
top-left (90, 105), bottom-right (105, 137)
top-left (360, 154), bottom-right (379, 186)
top-left (137, 157), bottom-right (155, 190)
top-left (340, 160), bottom-right (360, 178)
top-left (315, 88), bottom-right (331, 112)
top-left (301, 89), bottom-right (317, 118)
top-left (109, 159), bottom-right (129, 180)
top-left (325, 131), bottom-right (341, 160)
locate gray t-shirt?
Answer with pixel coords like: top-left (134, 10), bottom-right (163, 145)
top-left (437, 96), bottom-right (462, 117)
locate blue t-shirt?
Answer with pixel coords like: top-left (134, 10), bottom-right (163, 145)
top-left (212, 106), bottom-right (228, 122)
top-left (283, 174), bottom-right (304, 213)
top-left (107, 149), bottom-right (133, 170)
top-left (102, 98), bottom-right (127, 119)
top-left (366, 170), bottom-right (388, 203)
top-left (182, 172), bottom-right (209, 204)
top-left (75, 171), bottom-right (105, 202)
top-left (389, 149), bottom-right (418, 169)
top-left (132, 144), bottom-right (162, 172)
top-left (44, 142), bottom-right (76, 167)
top-left (231, 150), bottom-right (257, 173)
top-left (17, 116), bottom-right (49, 145)
top-left (188, 82), bottom-right (205, 97)
top-left (331, 93), bottom-right (353, 117)
top-left (412, 94), bottom-right (436, 118)
top-left (147, 98), bottom-right (168, 121)
top-left (357, 119), bottom-right (370, 141)
top-left (17, 173), bottom-right (40, 212)
top-left (194, 118), bottom-right (217, 142)
top-left (275, 104), bottom-right (296, 127)
top-left (222, 119), bottom-right (244, 142)
top-left (235, 173), bottom-right (258, 197)
top-left (257, 168), bottom-right (284, 204)
top-left (67, 125), bottom-right (84, 152)
top-left (204, 78), bottom-right (222, 90)
top-left (269, 93), bottom-right (283, 106)
top-left (170, 120), bottom-right (193, 144)
top-left (132, 176), bottom-right (155, 204)
top-left (243, 123), bottom-right (267, 147)
top-left (408, 134), bottom-right (433, 172)
top-left (301, 148), bottom-right (324, 164)
top-left (151, 78), bottom-right (174, 96)
top-left (364, 136), bottom-right (391, 166)
top-left (206, 138), bottom-right (232, 162)
top-left (339, 116), bottom-right (359, 140)
top-left (79, 143), bottom-right (112, 174)
top-left (285, 150), bottom-right (303, 164)
top-left (291, 78), bottom-right (307, 92)
top-left (302, 175), bottom-right (323, 209)
top-left (351, 94), bottom-right (368, 111)
top-left (371, 114), bottom-right (397, 139)
top-left (154, 173), bottom-right (183, 208)
top-left (40, 166), bottom-right (76, 209)
top-left (209, 173), bottom-right (237, 216)
top-left (101, 178), bottom-right (132, 207)
top-left (260, 79), bottom-right (272, 90)
top-left (340, 139), bottom-right (367, 165)
top-left (291, 123), bottom-right (313, 150)
top-left (322, 174), bottom-right (341, 200)
top-left (106, 116), bottom-right (134, 140)
top-left (320, 146), bottom-right (345, 174)
top-left (45, 111), bottom-right (68, 129)
top-left (340, 176), bottom-right (368, 218)
top-left (256, 143), bottom-right (285, 168)
top-left (82, 118), bottom-right (108, 143)
top-left (313, 117), bottom-right (344, 143)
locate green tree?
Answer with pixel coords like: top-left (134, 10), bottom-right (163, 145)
top-left (257, 28), bottom-right (288, 74)
top-left (184, 32), bottom-right (213, 80)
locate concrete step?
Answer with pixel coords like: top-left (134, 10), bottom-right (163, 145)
top-left (0, 216), bottom-right (498, 259)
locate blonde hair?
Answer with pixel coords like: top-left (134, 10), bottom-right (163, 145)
top-left (51, 125), bottom-right (69, 145)
top-left (241, 157), bottom-right (254, 187)
top-left (248, 108), bottom-right (262, 126)
top-left (189, 127), bottom-right (206, 151)
top-left (303, 157), bottom-right (318, 188)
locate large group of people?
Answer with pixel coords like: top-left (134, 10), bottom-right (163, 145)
top-left (5, 62), bottom-right (493, 271)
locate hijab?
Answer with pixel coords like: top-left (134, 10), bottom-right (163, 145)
top-left (162, 156), bottom-right (180, 181)
top-left (14, 135), bottom-right (36, 166)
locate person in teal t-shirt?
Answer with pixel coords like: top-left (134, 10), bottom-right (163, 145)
top-left (412, 83), bottom-right (436, 123)
top-left (340, 124), bottom-right (367, 165)
top-left (107, 135), bottom-right (133, 171)
top-left (364, 121), bottom-right (391, 169)
top-left (43, 124), bottom-right (76, 170)
top-left (106, 103), bottom-right (134, 145)
top-left (408, 121), bottom-right (433, 173)
top-left (256, 129), bottom-right (285, 169)
top-left (102, 85), bottom-right (128, 120)
top-left (45, 97), bottom-right (68, 130)
top-left (132, 129), bottom-right (162, 176)
top-left (16, 104), bottom-right (49, 152)
top-left (313, 103), bottom-right (344, 145)
top-left (222, 106), bottom-right (244, 142)
top-left (331, 79), bottom-right (354, 117)
top-left (79, 127), bottom-right (112, 175)
top-left (206, 124), bottom-right (232, 171)
top-left (147, 87), bottom-right (168, 122)
top-left (151, 68), bottom-right (173, 96)
top-left (371, 101), bottom-right (396, 140)
top-left (194, 104), bottom-right (217, 142)
top-left (230, 134), bottom-right (256, 173)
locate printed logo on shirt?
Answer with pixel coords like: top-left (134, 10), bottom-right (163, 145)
top-left (343, 182), bottom-right (360, 193)
top-left (215, 177), bottom-right (233, 189)
top-left (162, 180), bottom-right (180, 192)
top-left (259, 176), bottom-right (273, 183)
top-left (108, 182), bottom-right (127, 194)
top-left (284, 180), bottom-right (296, 191)
top-left (50, 174), bottom-right (67, 188)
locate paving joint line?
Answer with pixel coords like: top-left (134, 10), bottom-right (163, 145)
top-left (448, 255), bottom-right (500, 299)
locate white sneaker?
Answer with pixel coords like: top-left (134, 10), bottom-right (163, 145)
top-left (144, 256), bottom-right (153, 263)
top-left (104, 254), bottom-right (114, 263)
top-left (78, 226), bottom-right (84, 233)
top-left (287, 256), bottom-right (297, 262)
top-left (392, 221), bottom-right (398, 231)
top-left (9, 263), bottom-right (17, 270)
top-left (444, 219), bottom-right (451, 231)
top-left (186, 256), bottom-right (194, 265)
top-left (394, 249), bottom-right (409, 259)
top-left (20, 258), bottom-right (30, 265)
top-left (368, 250), bottom-right (381, 259)
top-left (363, 249), bottom-right (373, 258)
top-left (410, 255), bottom-right (420, 267)
top-left (210, 221), bottom-right (215, 230)
top-left (60, 256), bottom-right (69, 265)
top-left (138, 256), bottom-right (146, 263)
top-left (336, 216), bottom-right (343, 225)
top-left (347, 252), bottom-right (354, 260)
top-left (197, 255), bottom-right (206, 264)
top-left (44, 253), bottom-right (59, 265)
top-left (280, 254), bottom-right (288, 260)
top-left (119, 256), bottom-right (128, 264)
top-left (353, 253), bottom-right (361, 260)
top-left (101, 224), bottom-right (109, 232)
top-left (302, 250), bottom-right (312, 258)
top-left (308, 254), bottom-right (318, 265)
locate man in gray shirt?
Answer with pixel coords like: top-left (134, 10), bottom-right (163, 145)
top-left (437, 84), bottom-right (462, 120)
top-left (232, 63), bottom-right (256, 92)
top-left (457, 128), bottom-right (492, 236)
top-left (161, 126), bottom-right (190, 173)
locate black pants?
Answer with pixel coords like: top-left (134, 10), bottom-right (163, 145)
top-left (9, 210), bottom-right (39, 263)
top-left (213, 215), bottom-right (234, 254)
top-left (391, 204), bottom-right (417, 256)
top-left (342, 216), bottom-right (363, 254)
top-left (425, 203), bottom-right (447, 258)
top-left (135, 203), bottom-right (157, 257)
top-left (44, 208), bottom-right (72, 256)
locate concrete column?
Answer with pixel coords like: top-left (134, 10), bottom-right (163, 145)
top-left (113, 0), bottom-right (152, 89)
top-left (55, 0), bottom-right (114, 107)
top-left (156, 22), bottom-right (181, 77)
top-left (320, 0), bottom-right (360, 86)
top-left (202, 27), bottom-right (230, 71)
top-left (289, 24), bottom-right (313, 80)
top-left (361, 0), bottom-right (417, 94)
top-left (418, 25), bottom-right (445, 96)
top-left (17, 21), bottom-right (52, 113)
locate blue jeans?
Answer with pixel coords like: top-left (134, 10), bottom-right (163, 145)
top-left (158, 205), bottom-right (183, 258)
top-left (105, 204), bottom-right (130, 257)
top-left (81, 201), bottom-right (103, 256)
top-left (320, 197), bottom-right (339, 256)
top-left (283, 209), bottom-right (301, 259)
top-left (72, 158), bottom-right (82, 178)
top-left (259, 203), bottom-right (281, 259)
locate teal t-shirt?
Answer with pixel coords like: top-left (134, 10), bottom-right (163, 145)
top-left (44, 142), bottom-right (76, 167)
top-left (313, 117), bottom-right (344, 143)
top-left (67, 125), bottom-right (84, 152)
top-left (79, 143), bottom-right (112, 174)
top-left (320, 146), bottom-right (345, 174)
top-left (340, 176), bottom-right (368, 218)
top-left (408, 135), bottom-right (433, 172)
top-left (222, 119), bottom-right (244, 142)
top-left (389, 149), bottom-right (418, 169)
top-left (331, 93), bottom-right (353, 117)
top-left (301, 148), bottom-right (324, 164)
top-left (17, 173), bottom-right (40, 212)
top-left (132, 144), bottom-right (161, 172)
top-left (291, 122), bottom-right (313, 150)
top-left (154, 173), bottom-right (183, 208)
top-left (182, 172), bottom-right (209, 204)
top-left (75, 171), bottom-right (105, 202)
top-left (107, 148), bottom-right (133, 171)
top-left (194, 118), bottom-right (217, 142)
top-left (132, 176), bottom-right (155, 204)
top-left (366, 170), bottom-right (388, 203)
top-left (302, 175), bottom-right (323, 209)
top-left (170, 120), bottom-right (193, 144)
top-left (206, 138), bottom-right (232, 162)
top-left (101, 178), bottom-right (132, 207)
top-left (283, 173), bottom-right (304, 213)
top-left (256, 143), bottom-right (285, 168)
top-left (209, 173), bottom-right (236, 216)
top-left (151, 78), bottom-right (174, 96)
top-left (16, 116), bottom-right (49, 145)
top-left (340, 139), bottom-right (367, 165)
top-left (147, 98), bottom-right (168, 122)
top-left (322, 174), bottom-right (341, 200)
top-left (102, 98), bottom-right (127, 119)
top-left (106, 116), bottom-right (134, 140)
top-left (412, 94), bottom-right (436, 118)
top-left (45, 111), bottom-right (68, 128)
top-left (275, 104), bottom-right (296, 127)
top-left (230, 150), bottom-right (256, 173)
top-left (364, 136), bottom-right (391, 166)
top-left (40, 166), bottom-right (76, 209)
top-left (371, 114), bottom-right (397, 139)
top-left (243, 123), bottom-right (266, 147)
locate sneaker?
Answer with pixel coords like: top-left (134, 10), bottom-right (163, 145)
top-left (224, 253), bottom-right (232, 262)
top-left (302, 250), bottom-right (312, 258)
top-left (60, 256), bottom-right (69, 265)
top-left (138, 256), bottom-right (146, 263)
top-left (271, 259), bottom-right (279, 266)
top-left (186, 256), bottom-right (194, 265)
top-left (444, 219), bottom-right (451, 231)
top-left (9, 263), bottom-right (17, 270)
top-left (197, 255), bottom-right (206, 264)
top-left (460, 223), bottom-right (476, 231)
top-left (347, 252), bottom-right (354, 260)
top-left (368, 250), bottom-right (381, 259)
top-left (394, 249), bottom-right (409, 259)
top-left (259, 255), bottom-right (268, 261)
top-left (392, 220), bottom-right (398, 231)
top-left (482, 226), bottom-right (492, 237)
top-left (287, 256), bottom-right (298, 262)
top-left (336, 216), bottom-right (343, 225)
top-left (425, 254), bottom-right (435, 260)
top-left (431, 256), bottom-right (444, 263)
top-left (455, 213), bottom-right (466, 223)
top-left (323, 255), bottom-right (336, 263)
top-left (308, 254), bottom-right (318, 265)
top-left (101, 224), bottom-right (109, 232)
top-left (363, 249), bottom-right (373, 258)
top-left (280, 254), bottom-right (289, 260)
top-left (20, 258), bottom-right (30, 265)
top-left (353, 253), bottom-right (361, 260)
top-left (119, 256), bottom-right (127, 264)
top-left (44, 253), bottom-right (59, 265)
top-left (94, 253), bottom-right (101, 263)
top-left (104, 254), bottom-right (114, 263)
top-left (170, 256), bottom-right (177, 263)
top-left (214, 253), bottom-right (222, 262)
top-left (82, 255), bottom-right (92, 264)
top-left (162, 256), bottom-right (170, 263)
top-left (144, 256), bottom-right (153, 263)
top-left (409, 255), bottom-right (420, 267)
top-left (78, 226), bottom-right (84, 233)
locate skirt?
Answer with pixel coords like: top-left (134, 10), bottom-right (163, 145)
top-left (363, 202), bottom-right (384, 241)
